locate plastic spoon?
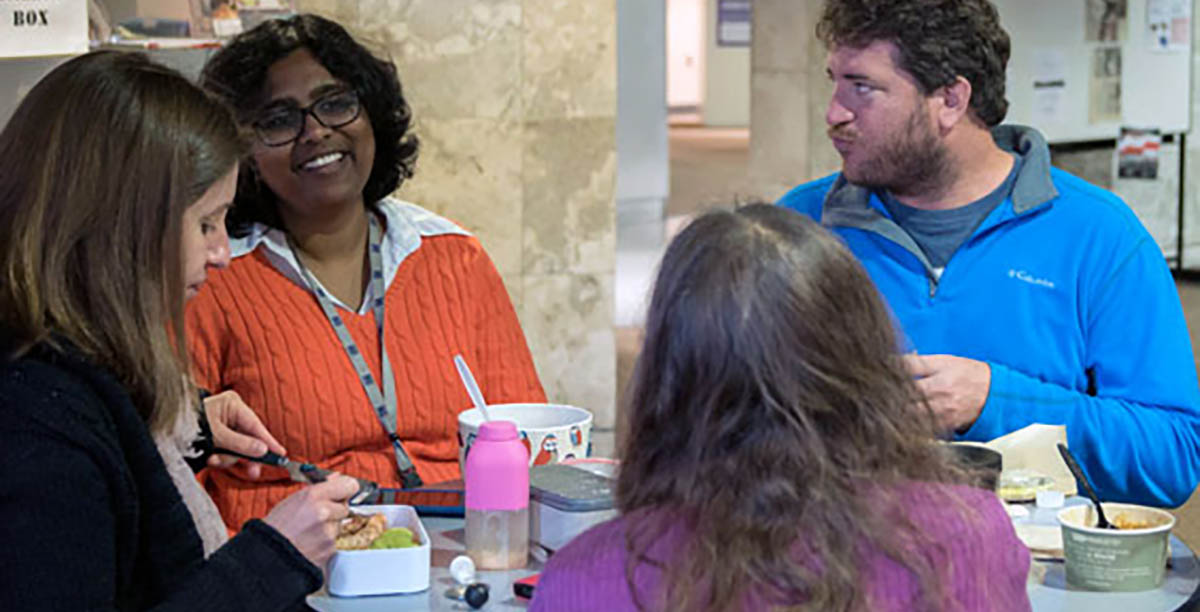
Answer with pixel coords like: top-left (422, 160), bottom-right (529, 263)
top-left (453, 354), bottom-right (493, 422)
top-left (1056, 442), bottom-right (1115, 529)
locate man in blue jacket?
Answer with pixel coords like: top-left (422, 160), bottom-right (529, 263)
top-left (779, 0), bottom-right (1200, 506)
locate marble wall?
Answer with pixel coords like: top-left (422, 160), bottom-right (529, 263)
top-left (295, 0), bottom-right (618, 426)
top-left (748, 0), bottom-right (838, 202)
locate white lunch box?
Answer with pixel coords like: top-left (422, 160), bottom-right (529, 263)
top-left (325, 504), bottom-right (431, 597)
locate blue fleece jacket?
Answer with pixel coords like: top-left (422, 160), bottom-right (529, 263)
top-left (778, 125), bottom-right (1200, 507)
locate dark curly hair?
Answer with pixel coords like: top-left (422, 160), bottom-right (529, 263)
top-left (200, 14), bottom-right (418, 236)
top-left (817, 0), bottom-right (1011, 126)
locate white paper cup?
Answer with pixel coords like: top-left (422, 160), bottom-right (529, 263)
top-left (1057, 503), bottom-right (1175, 592)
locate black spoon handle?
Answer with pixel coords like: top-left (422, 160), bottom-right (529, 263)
top-left (212, 447), bottom-right (379, 505)
top-left (212, 447), bottom-right (288, 467)
top-left (1057, 442), bottom-right (1112, 529)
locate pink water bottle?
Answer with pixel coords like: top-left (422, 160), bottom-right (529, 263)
top-left (465, 421), bottom-right (529, 569)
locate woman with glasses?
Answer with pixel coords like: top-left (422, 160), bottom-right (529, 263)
top-left (0, 50), bottom-right (360, 611)
top-left (187, 14), bottom-right (546, 527)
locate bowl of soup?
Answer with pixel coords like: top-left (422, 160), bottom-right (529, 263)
top-left (1057, 502), bottom-right (1175, 591)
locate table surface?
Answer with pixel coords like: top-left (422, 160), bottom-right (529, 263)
top-left (309, 500), bottom-right (1200, 611)
top-left (1023, 497), bottom-right (1200, 611)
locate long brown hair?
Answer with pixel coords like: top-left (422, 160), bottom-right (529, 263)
top-left (0, 51), bottom-right (243, 432)
top-left (618, 204), bottom-right (974, 610)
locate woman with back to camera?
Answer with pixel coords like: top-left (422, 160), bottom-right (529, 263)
top-left (187, 14), bottom-right (546, 524)
top-left (530, 204), bottom-right (1031, 611)
top-left (0, 51), bottom-right (358, 611)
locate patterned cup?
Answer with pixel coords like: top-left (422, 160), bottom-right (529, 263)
top-left (457, 404), bottom-right (593, 473)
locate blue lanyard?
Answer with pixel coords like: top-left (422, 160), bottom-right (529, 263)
top-left (288, 215), bottom-right (422, 489)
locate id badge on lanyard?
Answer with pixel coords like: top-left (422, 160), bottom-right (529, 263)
top-left (289, 215), bottom-right (423, 489)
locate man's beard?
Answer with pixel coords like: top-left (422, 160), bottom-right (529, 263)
top-left (839, 109), bottom-right (953, 198)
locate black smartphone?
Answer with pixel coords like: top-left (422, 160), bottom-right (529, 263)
top-left (514, 573), bottom-right (540, 599)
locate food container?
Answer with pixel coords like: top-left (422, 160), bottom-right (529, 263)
top-left (1057, 503), bottom-right (1175, 592)
top-left (998, 468), bottom-right (1056, 503)
top-left (945, 442), bottom-right (1003, 490)
top-left (458, 404), bottom-right (593, 471)
top-left (529, 464), bottom-right (617, 552)
top-left (326, 505), bottom-right (431, 597)
top-left (562, 457), bottom-right (618, 478)
top-left (1036, 489), bottom-right (1065, 509)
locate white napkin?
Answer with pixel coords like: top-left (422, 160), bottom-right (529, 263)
top-left (983, 423), bottom-right (1076, 496)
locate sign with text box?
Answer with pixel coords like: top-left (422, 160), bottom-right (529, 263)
top-left (717, 0), bottom-right (751, 47)
top-left (0, 0), bottom-right (87, 58)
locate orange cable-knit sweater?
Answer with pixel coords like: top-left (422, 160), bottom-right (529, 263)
top-left (186, 232), bottom-right (545, 528)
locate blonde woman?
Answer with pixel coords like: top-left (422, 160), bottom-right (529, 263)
top-left (0, 51), bottom-right (356, 611)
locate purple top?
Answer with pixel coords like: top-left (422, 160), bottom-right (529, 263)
top-left (529, 482), bottom-right (1030, 611)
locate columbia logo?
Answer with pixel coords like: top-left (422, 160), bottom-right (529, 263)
top-left (1008, 269), bottom-right (1055, 289)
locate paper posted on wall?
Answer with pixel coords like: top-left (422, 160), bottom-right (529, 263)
top-left (1031, 49), bottom-right (1067, 128)
top-left (1089, 47), bottom-right (1122, 124)
top-left (0, 0), bottom-right (88, 58)
top-left (1086, 0), bottom-right (1127, 42)
top-left (1147, 0), bottom-right (1191, 52)
top-left (1117, 127), bottom-right (1161, 179)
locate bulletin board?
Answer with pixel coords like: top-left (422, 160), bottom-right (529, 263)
top-left (994, 0), bottom-right (1192, 143)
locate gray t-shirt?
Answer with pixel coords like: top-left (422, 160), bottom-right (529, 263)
top-left (881, 154), bottom-right (1022, 273)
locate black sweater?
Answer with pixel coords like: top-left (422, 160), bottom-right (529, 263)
top-left (0, 343), bottom-right (323, 611)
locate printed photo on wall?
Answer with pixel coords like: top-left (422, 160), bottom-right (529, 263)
top-left (1117, 127), bottom-right (1161, 179)
top-left (1086, 0), bottom-right (1128, 42)
top-left (1089, 47), bottom-right (1122, 123)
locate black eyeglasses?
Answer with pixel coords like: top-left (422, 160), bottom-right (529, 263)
top-left (252, 90), bottom-right (362, 147)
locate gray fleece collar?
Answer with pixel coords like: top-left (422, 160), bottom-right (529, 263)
top-left (992, 124), bottom-right (1058, 213)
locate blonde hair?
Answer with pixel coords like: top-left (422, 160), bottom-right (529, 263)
top-left (0, 51), bottom-right (243, 431)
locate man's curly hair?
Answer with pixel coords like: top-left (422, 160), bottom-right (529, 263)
top-left (817, 0), bottom-right (1011, 126)
top-left (200, 14), bottom-right (418, 236)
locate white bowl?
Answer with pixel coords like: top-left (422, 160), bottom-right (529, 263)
top-left (325, 505), bottom-right (430, 597)
top-left (457, 403), bottom-right (593, 471)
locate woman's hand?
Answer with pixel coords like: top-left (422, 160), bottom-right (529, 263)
top-left (203, 390), bottom-right (286, 479)
top-left (263, 475), bottom-right (359, 568)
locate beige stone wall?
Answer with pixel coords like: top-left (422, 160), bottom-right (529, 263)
top-left (295, 0), bottom-right (618, 426)
top-left (749, 0), bottom-right (838, 201)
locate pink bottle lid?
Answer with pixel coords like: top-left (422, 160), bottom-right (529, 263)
top-left (465, 420), bottom-right (529, 511)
